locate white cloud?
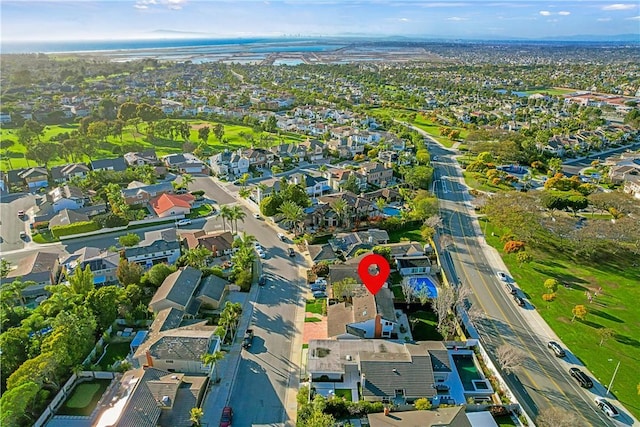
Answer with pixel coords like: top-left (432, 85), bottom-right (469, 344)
top-left (602, 4), bottom-right (636, 10)
top-left (626, 15), bottom-right (640, 20)
top-left (134, 4), bottom-right (148, 9)
top-left (558, 11), bottom-right (570, 16)
top-left (539, 10), bottom-right (552, 16)
top-left (446, 16), bottom-right (468, 21)
top-left (399, 17), bottom-right (409, 22)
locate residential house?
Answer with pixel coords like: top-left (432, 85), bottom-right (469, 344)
top-left (244, 148), bottom-right (273, 169)
top-left (18, 167), bottom-right (49, 190)
top-left (327, 284), bottom-right (397, 339)
top-left (4, 251), bottom-right (60, 298)
top-left (0, 112), bottom-right (11, 124)
top-left (181, 230), bottom-right (234, 257)
top-left (125, 228), bottom-right (181, 268)
top-left (93, 367), bottom-right (208, 427)
top-left (396, 257), bottom-right (433, 276)
top-left (48, 208), bottom-right (90, 229)
top-left (149, 266), bottom-right (203, 314)
top-left (307, 339), bottom-right (479, 406)
top-left (289, 173), bottom-right (331, 198)
top-left (50, 163), bottom-right (90, 183)
top-left (251, 177), bottom-right (283, 205)
top-left (46, 184), bottom-right (87, 213)
top-left (269, 143), bottom-right (307, 164)
top-left (609, 154), bottom-right (640, 199)
top-left (307, 243), bottom-right (338, 263)
top-left (367, 407), bottom-right (478, 427)
top-left (150, 193), bottom-right (195, 218)
top-left (90, 157), bottom-right (127, 172)
top-left (124, 149), bottom-right (159, 166)
top-left (162, 153), bottom-right (208, 174)
top-left (327, 137), bottom-right (364, 159)
top-left (328, 229), bottom-right (390, 258)
top-left (61, 247), bottom-right (120, 286)
top-left (359, 162), bottom-right (393, 187)
top-left (363, 188), bottom-right (403, 204)
top-left (323, 168), bottom-right (367, 192)
top-left (209, 150), bottom-right (249, 177)
top-left (301, 139), bottom-right (325, 162)
top-left (196, 274), bottom-right (230, 310)
top-left (311, 192), bottom-right (376, 229)
top-left (122, 181), bottom-right (174, 206)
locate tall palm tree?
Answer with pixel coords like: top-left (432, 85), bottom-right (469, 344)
top-left (230, 205), bottom-right (246, 234)
top-left (219, 205), bottom-right (233, 232)
top-left (375, 198), bottom-right (386, 215)
top-left (330, 199), bottom-right (348, 229)
top-left (239, 232), bottom-right (257, 248)
top-left (180, 173), bottom-right (194, 189)
top-left (278, 200), bottom-right (305, 236)
top-left (201, 350), bottom-right (225, 381)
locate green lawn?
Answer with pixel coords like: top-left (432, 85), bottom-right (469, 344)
top-left (409, 310), bottom-right (444, 341)
top-left (334, 389), bottom-right (353, 401)
top-left (57, 379), bottom-right (112, 416)
top-left (187, 203), bottom-right (213, 219)
top-left (482, 218), bottom-right (640, 417)
top-left (305, 299), bottom-right (325, 315)
top-left (391, 285), bottom-right (405, 301)
top-left (99, 341), bottom-right (131, 369)
top-left (495, 415), bottom-right (517, 427)
top-left (522, 87), bottom-right (575, 96)
top-left (462, 171), bottom-right (515, 193)
top-left (388, 227), bottom-right (423, 244)
top-left (0, 120), bottom-right (307, 171)
top-left (305, 317), bottom-right (322, 323)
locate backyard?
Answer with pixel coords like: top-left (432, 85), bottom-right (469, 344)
top-left (56, 378), bottom-right (112, 416)
top-left (408, 310), bottom-right (443, 341)
top-left (97, 341), bottom-right (132, 370)
top-left (481, 217), bottom-right (640, 417)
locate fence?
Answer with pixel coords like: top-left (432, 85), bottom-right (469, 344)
top-left (33, 371), bottom-right (117, 427)
top-left (82, 324), bottom-right (114, 367)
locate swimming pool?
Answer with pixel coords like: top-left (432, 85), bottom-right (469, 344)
top-left (382, 207), bottom-right (401, 217)
top-left (407, 276), bottom-right (438, 298)
top-left (452, 354), bottom-right (482, 390)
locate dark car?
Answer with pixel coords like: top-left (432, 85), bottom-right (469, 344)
top-left (513, 295), bottom-right (526, 307)
top-left (288, 248), bottom-right (296, 257)
top-left (242, 329), bottom-right (254, 349)
top-left (569, 367), bottom-right (593, 388)
top-left (548, 341), bottom-right (566, 358)
top-left (219, 406), bottom-right (233, 427)
top-left (258, 275), bottom-right (266, 286)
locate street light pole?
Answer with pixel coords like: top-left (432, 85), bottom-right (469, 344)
top-left (607, 360), bottom-right (621, 397)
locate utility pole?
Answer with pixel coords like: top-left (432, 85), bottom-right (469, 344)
top-left (607, 360), bottom-right (621, 397)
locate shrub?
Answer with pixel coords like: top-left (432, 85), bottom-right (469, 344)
top-left (504, 240), bottom-right (525, 253)
top-left (311, 263), bottom-right (330, 277)
top-left (51, 220), bottom-right (101, 237)
top-left (32, 221), bottom-right (49, 230)
top-left (235, 269), bottom-right (252, 291)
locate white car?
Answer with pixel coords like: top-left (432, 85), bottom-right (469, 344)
top-left (253, 242), bottom-right (262, 250)
top-left (496, 271), bottom-right (509, 282)
top-left (253, 213), bottom-right (261, 219)
top-left (257, 249), bottom-right (266, 258)
top-left (595, 397), bottom-right (619, 418)
top-left (277, 232), bottom-right (286, 241)
top-left (176, 219), bottom-right (192, 226)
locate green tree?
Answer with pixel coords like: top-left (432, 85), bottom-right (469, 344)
top-left (219, 205), bottom-right (233, 232)
top-left (404, 165), bottom-right (434, 190)
top-left (516, 251), bottom-right (533, 267)
top-left (118, 233), bottom-right (140, 247)
top-left (116, 258), bottom-right (143, 286)
top-left (190, 407), bottom-right (204, 427)
top-left (278, 200), bottom-right (305, 236)
top-left (0, 327), bottom-right (30, 386)
top-left (330, 199), bottom-right (349, 228)
top-left (213, 123), bottom-right (225, 141)
top-left (201, 350), bottom-right (225, 382)
top-left (543, 278), bottom-right (560, 293)
top-left (87, 285), bottom-right (122, 332)
top-left (198, 126), bottom-right (210, 143)
top-left (571, 304), bottom-right (587, 322)
top-left (68, 264), bottom-right (95, 296)
top-left (181, 247), bottom-right (212, 269)
top-left (229, 205), bottom-right (246, 234)
top-left (332, 277), bottom-right (357, 301)
top-left (597, 328), bottom-right (615, 346)
top-left (87, 121), bottom-right (110, 142)
top-left (143, 263), bottom-right (176, 287)
top-left (341, 174), bottom-right (360, 194)
top-left (414, 397), bottom-right (432, 410)
top-left (0, 381), bottom-right (41, 427)
top-left (180, 173), bottom-right (194, 189)
top-left (117, 101), bottom-right (139, 122)
top-left (372, 246), bottom-right (392, 264)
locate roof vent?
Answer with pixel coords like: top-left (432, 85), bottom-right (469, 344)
top-left (171, 375), bottom-right (178, 380)
top-left (161, 395), bottom-right (171, 406)
top-left (392, 368), bottom-right (398, 374)
top-left (346, 355), bottom-right (352, 361)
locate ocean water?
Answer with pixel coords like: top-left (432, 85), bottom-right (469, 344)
top-left (0, 37), bottom-right (344, 55)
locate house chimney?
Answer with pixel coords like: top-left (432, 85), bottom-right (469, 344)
top-left (146, 351), bottom-right (154, 367)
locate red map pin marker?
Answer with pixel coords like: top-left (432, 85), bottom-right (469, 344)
top-left (358, 254), bottom-right (390, 296)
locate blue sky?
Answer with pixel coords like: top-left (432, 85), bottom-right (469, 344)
top-left (1, 1), bottom-right (639, 41)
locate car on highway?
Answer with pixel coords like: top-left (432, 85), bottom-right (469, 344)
top-left (513, 295), bottom-right (526, 307)
top-left (496, 271), bottom-right (509, 282)
top-left (176, 218), bottom-right (192, 226)
top-left (547, 341), bottom-right (566, 358)
top-left (219, 406), bottom-right (233, 427)
top-left (595, 397), bottom-right (619, 418)
top-left (288, 248), bottom-right (296, 257)
top-left (569, 368), bottom-right (593, 388)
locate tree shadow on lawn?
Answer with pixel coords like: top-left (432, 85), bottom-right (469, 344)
top-left (589, 308), bottom-right (624, 323)
top-left (532, 267), bottom-right (589, 291)
top-left (614, 334), bottom-right (640, 348)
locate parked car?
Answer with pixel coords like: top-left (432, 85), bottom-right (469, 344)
top-left (257, 249), bottom-right (266, 259)
top-left (288, 248), bottom-right (296, 257)
top-left (595, 397), bottom-right (619, 418)
top-left (253, 242), bottom-right (262, 250)
top-left (242, 329), bottom-right (254, 349)
top-left (311, 283), bottom-right (326, 292)
top-left (176, 218), bottom-right (192, 226)
top-left (253, 213), bottom-right (261, 219)
top-left (277, 232), bottom-right (286, 241)
top-left (17, 210), bottom-right (25, 218)
top-left (505, 283), bottom-right (517, 295)
top-left (496, 271), bottom-right (509, 282)
top-left (312, 291), bottom-right (327, 299)
top-left (19, 231), bottom-right (27, 240)
top-left (513, 295), bottom-right (526, 307)
top-left (258, 275), bottom-right (266, 286)
top-left (569, 368), bottom-right (593, 388)
top-left (548, 341), bottom-right (566, 358)
top-left (219, 406), bottom-right (233, 427)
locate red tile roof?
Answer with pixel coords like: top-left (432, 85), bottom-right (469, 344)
top-left (150, 193), bottom-right (195, 215)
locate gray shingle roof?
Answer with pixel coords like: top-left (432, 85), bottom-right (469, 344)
top-left (360, 352), bottom-right (436, 399)
top-left (197, 275), bottom-right (229, 303)
top-left (150, 266), bottom-right (202, 310)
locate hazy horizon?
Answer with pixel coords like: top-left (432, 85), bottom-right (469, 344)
top-left (1, 0), bottom-right (639, 43)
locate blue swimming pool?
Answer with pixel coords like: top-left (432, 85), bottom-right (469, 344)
top-left (407, 276), bottom-right (438, 298)
top-left (383, 207), bottom-right (401, 217)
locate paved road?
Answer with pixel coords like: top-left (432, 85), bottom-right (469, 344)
top-left (196, 177), bottom-right (307, 427)
top-left (429, 142), bottom-right (627, 426)
top-left (0, 193), bottom-right (38, 253)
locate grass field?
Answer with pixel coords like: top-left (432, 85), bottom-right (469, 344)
top-left (305, 299), bottom-right (325, 315)
top-left (57, 379), bottom-right (111, 416)
top-left (388, 227), bottom-right (423, 244)
top-left (409, 310), bottom-right (444, 341)
top-left (334, 389), bottom-right (353, 401)
top-left (480, 217), bottom-right (640, 417)
top-left (462, 171), bottom-right (515, 193)
top-left (523, 87), bottom-right (575, 96)
top-left (99, 341), bottom-right (131, 369)
top-left (0, 120), bottom-right (307, 171)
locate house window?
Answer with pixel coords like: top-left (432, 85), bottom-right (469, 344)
top-left (166, 360), bottom-right (174, 363)
top-left (395, 389), bottom-right (405, 397)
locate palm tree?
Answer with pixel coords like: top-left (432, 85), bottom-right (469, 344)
top-left (330, 199), bottom-right (349, 229)
top-left (230, 205), bottom-right (246, 234)
top-left (239, 232), bottom-right (257, 248)
top-left (182, 247), bottom-right (211, 269)
top-left (219, 205), bottom-right (233, 232)
top-left (180, 173), bottom-right (194, 189)
top-left (201, 350), bottom-right (225, 381)
top-left (375, 198), bottom-right (386, 215)
top-left (278, 200), bottom-right (305, 236)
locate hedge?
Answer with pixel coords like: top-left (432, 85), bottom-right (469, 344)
top-left (51, 220), bottom-right (101, 237)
